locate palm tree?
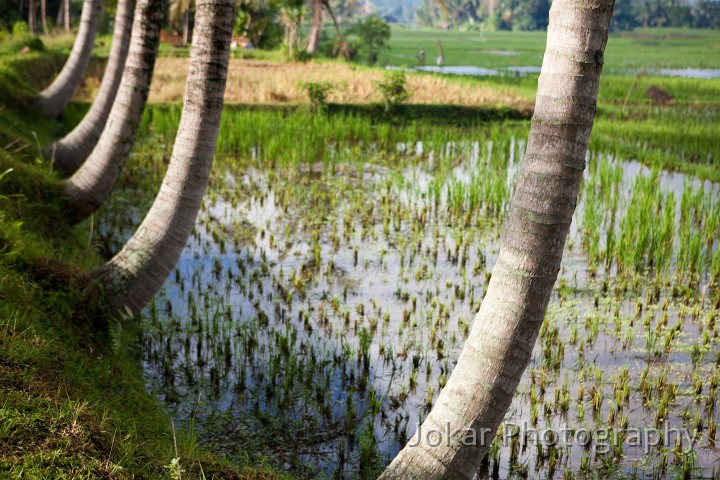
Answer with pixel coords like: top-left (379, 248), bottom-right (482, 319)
top-left (28, 0), bottom-right (36, 34)
top-left (379, 0), bottom-right (615, 477)
top-left (64, 0), bottom-right (71, 31)
top-left (46, 0), bottom-right (137, 175)
top-left (92, 0), bottom-right (234, 317)
top-left (34, 0), bottom-right (104, 117)
top-left (63, 0), bottom-right (163, 223)
top-left (169, 0), bottom-right (193, 45)
top-left (40, 0), bottom-right (48, 34)
top-left (306, 0), bottom-right (322, 54)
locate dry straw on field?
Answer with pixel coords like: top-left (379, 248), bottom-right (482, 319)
top-left (77, 58), bottom-right (532, 109)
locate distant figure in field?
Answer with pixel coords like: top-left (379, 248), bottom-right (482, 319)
top-left (436, 39), bottom-right (444, 68)
top-left (418, 48), bottom-right (425, 66)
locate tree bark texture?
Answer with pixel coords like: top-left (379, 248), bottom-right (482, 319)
top-left (306, 0), bottom-right (323, 54)
top-left (47, 0), bottom-right (136, 175)
top-left (379, 0), bottom-right (615, 478)
top-left (34, 0), bottom-right (103, 117)
top-left (95, 0), bottom-right (234, 317)
top-left (63, 0), bottom-right (163, 223)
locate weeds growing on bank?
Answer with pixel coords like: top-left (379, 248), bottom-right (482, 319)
top-left (0, 44), bottom-right (293, 479)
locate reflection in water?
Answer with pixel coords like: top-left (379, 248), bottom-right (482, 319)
top-left (101, 137), bottom-right (720, 479)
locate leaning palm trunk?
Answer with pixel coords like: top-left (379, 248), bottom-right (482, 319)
top-left (93, 0), bottom-right (234, 317)
top-left (63, 0), bottom-right (163, 223)
top-left (34, 0), bottom-right (103, 117)
top-left (46, 0), bottom-right (136, 175)
top-left (306, 0), bottom-right (322, 54)
top-left (379, 0), bottom-right (614, 478)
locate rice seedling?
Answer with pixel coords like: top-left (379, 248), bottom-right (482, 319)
top-left (92, 102), bottom-right (720, 477)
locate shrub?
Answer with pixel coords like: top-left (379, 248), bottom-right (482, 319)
top-left (300, 81), bottom-right (333, 112)
top-left (375, 71), bottom-right (410, 113)
top-left (11, 21), bottom-right (28, 36)
top-left (348, 16), bottom-right (391, 65)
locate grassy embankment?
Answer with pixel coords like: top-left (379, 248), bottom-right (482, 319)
top-left (1, 24), bottom-right (718, 477)
top-left (0, 35), bottom-right (292, 479)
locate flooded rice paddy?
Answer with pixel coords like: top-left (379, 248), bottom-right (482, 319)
top-left (101, 121), bottom-right (720, 479)
top-left (389, 65), bottom-right (720, 79)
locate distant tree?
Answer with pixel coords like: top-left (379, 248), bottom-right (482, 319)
top-left (306, 0), bottom-right (322, 53)
top-left (235, 0), bottom-right (284, 49)
top-left (169, 0), bottom-right (193, 44)
top-left (279, 0), bottom-right (306, 58)
top-left (610, 0), bottom-right (639, 31)
top-left (694, 0), bottom-right (720, 28)
top-left (526, 0), bottom-right (549, 29)
top-left (350, 15), bottom-right (391, 65)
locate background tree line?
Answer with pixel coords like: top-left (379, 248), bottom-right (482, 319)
top-left (410, 0), bottom-right (720, 30)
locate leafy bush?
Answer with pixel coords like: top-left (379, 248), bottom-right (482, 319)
top-left (11, 21), bottom-right (28, 36)
top-left (300, 81), bottom-right (333, 112)
top-left (375, 71), bottom-right (410, 113)
top-left (348, 16), bottom-right (391, 65)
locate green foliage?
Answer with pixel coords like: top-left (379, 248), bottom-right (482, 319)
top-left (12, 21), bottom-right (28, 36)
top-left (0, 47), bottom-right (293, 480)
top-left (348, 16), bottom-right (391, 65)
top-left (375, 70), bottom-right (411, 112)
top-left (235, 0), bottom-right (284, 50)
top-left (300, 81), bottom-right (333, 112)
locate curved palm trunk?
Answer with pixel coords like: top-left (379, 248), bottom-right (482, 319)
top-left (379, 0), bottom-right (614, 478)
top-left (93, 0), bottom-right (234, 317)
top-left (63, 0), bottom-right (163, 223)
top-left (306, 0), bottom-right (323, 54)
top-left (46, 0), bottom-right (136, 175)
top-left (34, 0), bottom-right (103, 117)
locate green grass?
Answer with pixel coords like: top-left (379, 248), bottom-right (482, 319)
top-left (384, 26), bottom-right (720, 70)
top-left (0, 36), bottom-right (293, 480)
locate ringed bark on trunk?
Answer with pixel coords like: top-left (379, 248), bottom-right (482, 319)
top-left (94, 0), bottom-right (234, 317)
top-left (378, 0), bottom-right (615, 478)
top-left (63, 0), bottom-right (163, 223)
top-left (34, 0), bottom-right (103, 117)
top-left (46, 0), bottom-right (136, 175)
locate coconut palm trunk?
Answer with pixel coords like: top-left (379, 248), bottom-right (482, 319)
top-left (46, 0), bottom-right (136, 175)
top-left (64, 0), bottom-right (71, 31)
top-left (378, 0), bottom-right (615, 478)
top-left (63, 0), bottom-right (163, 223)
top-left (40, 0), bottom-right (48, 34)
top-left (34, 0), bottom-right (103, 117)
top-left (92, 0), bottom-right (234, 317)
top-left (28, 0), bottom-right (36, 34)
top-left (306, 0), bottom-right (322, 54)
